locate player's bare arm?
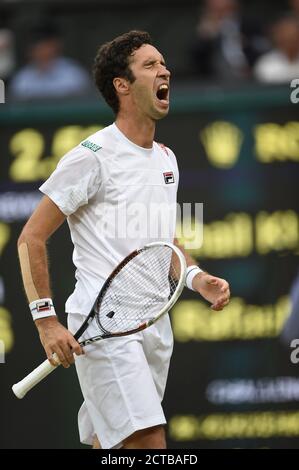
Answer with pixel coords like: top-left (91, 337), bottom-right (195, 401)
top-left (17, 195), bottom-right (83, 367)
top-left (174, 238), bottom-right (230, 311)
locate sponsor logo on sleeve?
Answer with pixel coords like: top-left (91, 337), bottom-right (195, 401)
top-left (81, 140), bottom-right (102, 152)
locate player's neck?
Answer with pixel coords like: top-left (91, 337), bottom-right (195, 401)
top-left (115, 112), bottom-right (155, 149)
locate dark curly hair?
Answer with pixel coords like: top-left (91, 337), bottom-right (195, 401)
top-left (93, 30), bottom-right (152, 114)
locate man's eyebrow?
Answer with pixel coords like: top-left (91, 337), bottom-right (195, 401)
top-left (143, 56), bottom-right (166, 64)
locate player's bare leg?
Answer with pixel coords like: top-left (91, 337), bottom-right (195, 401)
top-left (92, 435), bottom-right (102, 449)
top-left (122, 425), bottom-right (166, 449)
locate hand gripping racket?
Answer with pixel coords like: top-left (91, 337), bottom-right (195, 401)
top-left (12, 241), bottom-right (186, 398)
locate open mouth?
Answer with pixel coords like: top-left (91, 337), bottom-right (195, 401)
top-left (156, 84), bottom-right (169, 104)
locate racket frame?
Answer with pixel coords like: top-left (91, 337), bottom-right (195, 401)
top-left (79, 241), bottom-right (187, 346)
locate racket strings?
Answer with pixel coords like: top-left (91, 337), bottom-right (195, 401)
top-left (96, 246), bottom-right (181, 333)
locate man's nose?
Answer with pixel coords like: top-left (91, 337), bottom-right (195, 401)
top-left (158, 66), bottom-right (171, 79)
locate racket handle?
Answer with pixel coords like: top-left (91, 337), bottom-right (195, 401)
top-left (12, 353), bottom-right (61, 399)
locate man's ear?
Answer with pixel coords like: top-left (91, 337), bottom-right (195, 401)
top-left (113, 77), bottom-right (130, 96)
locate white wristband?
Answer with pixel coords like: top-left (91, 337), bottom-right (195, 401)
top-left (185, 265), bottom-right (204, 291)
top-left (29, 298), bottom-right (56, 321)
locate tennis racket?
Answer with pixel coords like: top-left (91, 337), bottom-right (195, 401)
top-left (12, 241), bottom-right (186, 399)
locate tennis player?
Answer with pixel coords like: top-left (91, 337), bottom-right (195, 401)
top-left (17, 31), bottom-right (230, 449)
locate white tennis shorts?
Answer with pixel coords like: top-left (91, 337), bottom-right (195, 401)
top-left (67, 313), bottom-right (174, 449)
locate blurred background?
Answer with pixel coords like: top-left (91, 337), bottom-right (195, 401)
top-left (1, 0), bottom-right (299, 449)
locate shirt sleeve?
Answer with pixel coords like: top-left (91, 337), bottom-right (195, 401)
top-left (166, 147), bottom-right (180, 187)
top-left (39, 146), bottom-right (101, 216)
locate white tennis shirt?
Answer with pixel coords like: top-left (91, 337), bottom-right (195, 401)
top-left (40, 123), bottom-right (179, 315)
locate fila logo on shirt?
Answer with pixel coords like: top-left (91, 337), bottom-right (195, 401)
top-left (163, 171), bottom-right (175, 184)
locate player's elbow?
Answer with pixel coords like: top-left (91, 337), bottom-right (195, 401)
top-left (17, 224), bottom-right (45, 249)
